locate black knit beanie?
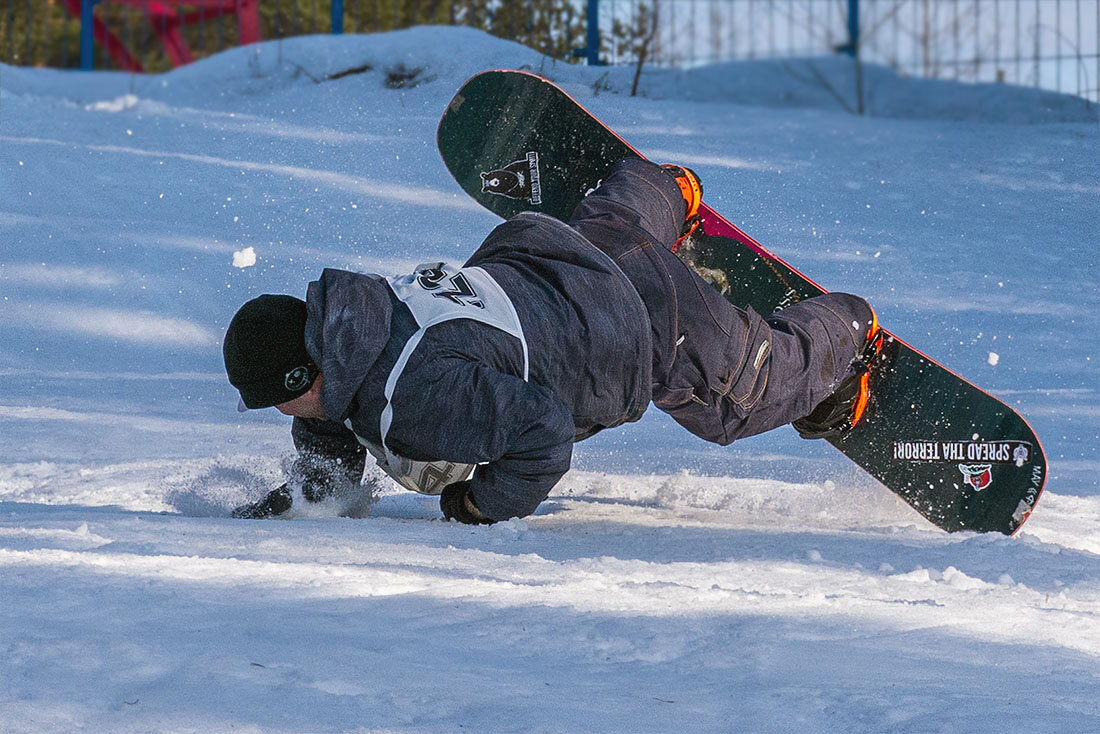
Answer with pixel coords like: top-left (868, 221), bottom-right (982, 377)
top-left (223, 294), bottom-right (318, 410)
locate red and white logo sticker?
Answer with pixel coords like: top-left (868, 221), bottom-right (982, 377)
top-left (958, 463), bottom-right (993, 492)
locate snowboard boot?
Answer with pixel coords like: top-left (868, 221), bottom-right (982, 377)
top-left (793, 310), bottom-right (884, 440)
top-left (231, 484), bottom-right (293, 519)
top-left (661, 164), bottom-right (703, 249)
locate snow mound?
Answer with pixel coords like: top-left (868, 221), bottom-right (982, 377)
top-left (2, 26), bottom-right (1094, 123)
top-left (631, 56), bottom-right (1099, 123)
top-left (559, 470), bottom-right (919, 532)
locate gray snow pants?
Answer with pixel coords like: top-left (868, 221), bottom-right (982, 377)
top-left (569, 159), bottom-right (873, 445)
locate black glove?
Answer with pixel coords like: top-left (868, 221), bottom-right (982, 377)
top-left (231, 484), bottom-right (293, 519)
top-left (440, 481), bottom-right (495, 525)
top-left (293, 451), bottom-right (361, 503)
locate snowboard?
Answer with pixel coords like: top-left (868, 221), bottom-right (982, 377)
top-left (436, 70), bottom-right (1047, 535)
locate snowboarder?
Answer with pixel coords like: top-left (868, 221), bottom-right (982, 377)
top-left (223, 159), bottom-right (879, 524)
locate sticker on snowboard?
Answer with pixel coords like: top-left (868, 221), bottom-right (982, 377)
top-left (481, 151), bottom-right (542, 204)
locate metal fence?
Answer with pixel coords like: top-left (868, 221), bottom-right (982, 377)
top-left (2, 0), bottom-right (1097, 103)
top-left (615, 0), bottom-right (1100, 103)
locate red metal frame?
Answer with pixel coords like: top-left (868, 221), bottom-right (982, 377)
top-left (64, 0), bottom-right (261, 72)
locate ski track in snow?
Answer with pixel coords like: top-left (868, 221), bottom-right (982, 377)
top-left (1, 26), bottom-right (1098, 733)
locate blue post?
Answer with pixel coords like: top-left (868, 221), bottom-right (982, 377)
top-left (845, 0), bottom-right (863, 114)
top-left (585, 0), bottom-right (600, 66)
top-left (332, 0), bottom-right (345, 34)
top-left (844, 0), bottom-right (859, 57)
top-left (80, 0), bottom-right (100, 70)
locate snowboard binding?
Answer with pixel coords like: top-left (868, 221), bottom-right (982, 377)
top-left (661, 164), bottom-right (704, 250)
top-left (793, 315), bottom-right (885, 440)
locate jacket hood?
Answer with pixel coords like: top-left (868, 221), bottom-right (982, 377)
top-left (304, 268), bottom-right (393, 422)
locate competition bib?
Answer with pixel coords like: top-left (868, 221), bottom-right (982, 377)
top-left (345, 263), bottom-right (528, 495)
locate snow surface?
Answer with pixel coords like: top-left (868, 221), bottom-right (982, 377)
top-left (1, 27), bottom-right (1099, 732)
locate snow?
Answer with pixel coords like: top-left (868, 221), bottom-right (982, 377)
top-left (233, 246), bottom-right (257, 269)
top-left (2, 26), bottom-right (1099, 732)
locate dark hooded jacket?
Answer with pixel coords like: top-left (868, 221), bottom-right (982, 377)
top-left (291, 211), bottom-right (653, 521)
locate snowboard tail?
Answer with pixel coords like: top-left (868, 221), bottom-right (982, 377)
top-left (437, 70), bottom-right (1047, 534)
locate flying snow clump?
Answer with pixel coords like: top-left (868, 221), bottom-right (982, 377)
top-left (232, 247), bottom-right (257, 268)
